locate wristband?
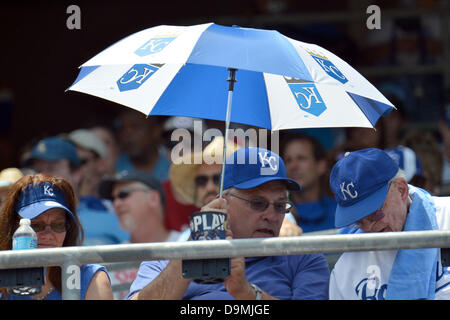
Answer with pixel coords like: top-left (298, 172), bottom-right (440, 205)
top-left (250, 283), bottom-right (262, 300)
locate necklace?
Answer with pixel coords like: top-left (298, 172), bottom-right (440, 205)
top-left (33, 286), bottom-right (54, 300)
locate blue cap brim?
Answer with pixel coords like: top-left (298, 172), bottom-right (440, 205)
top-left (334, 183), bottom-right (390, 228)
top-left (18, 201), bottom-right (75, 221)
top-left (233, 176), bottom-right (301, 191)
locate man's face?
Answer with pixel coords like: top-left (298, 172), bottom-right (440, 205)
top-left (355, 180), bottom-right (409, 233)
top-left (118, 112), bottom-right (161, 157)
top-left (111, 181), bottom-right (152, 233)
top-left (194, 163), bottom-right (221, 207)
top-left (224, 181), bottom-right (287, 239)
top-left (31, 159), bottom-right (75, 186)
top-left (283, 139), bottom-right (325, 190)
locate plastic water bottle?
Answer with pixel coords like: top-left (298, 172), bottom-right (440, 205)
top-left (8, 219), bottom-right (42, 296)
top-left (12, 219), bottom-right (37, 250)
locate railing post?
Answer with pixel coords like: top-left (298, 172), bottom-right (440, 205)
top-left (61, 259), bottom-right (81, 300)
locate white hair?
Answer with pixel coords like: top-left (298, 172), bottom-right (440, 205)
top-left (389, 168), bottom-right (407, 184)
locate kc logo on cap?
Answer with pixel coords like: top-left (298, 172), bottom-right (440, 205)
top-left (339, 181), bottom-right (358, 200)
top-left (223, 147), bottom-right (301, 192)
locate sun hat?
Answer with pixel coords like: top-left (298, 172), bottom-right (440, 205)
top-left (169, 136), bottom-right (240, 205)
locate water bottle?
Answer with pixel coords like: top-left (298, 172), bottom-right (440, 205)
top-left (12, 219), bottom-right (37, 250)
top-left (8, 219), bottom-right (42, 296)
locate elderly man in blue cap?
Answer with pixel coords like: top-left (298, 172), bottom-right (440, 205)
top-left (328, 148), bottom-right (450, 300)
top-left (127, 147), bottom-right (330, 300)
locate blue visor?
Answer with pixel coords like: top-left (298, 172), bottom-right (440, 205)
top-left (15, 183), bottom-right (75, 220)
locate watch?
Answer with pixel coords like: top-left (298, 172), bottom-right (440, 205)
top-left (250, 283), bottom-right (262, 300)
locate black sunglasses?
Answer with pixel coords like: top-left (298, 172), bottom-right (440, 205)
top-left (112, 187), bottom-right (150, 201)
top-left (228, 193), bottom-right (292, 214)
top-left (194, 174), bottom-right (220, 187)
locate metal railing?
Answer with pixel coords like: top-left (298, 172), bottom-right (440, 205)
top-left (1, 229), bottom-right (450, 300)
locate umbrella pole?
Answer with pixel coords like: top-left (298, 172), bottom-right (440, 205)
top-left (219, 68), bottom-right (237, 198)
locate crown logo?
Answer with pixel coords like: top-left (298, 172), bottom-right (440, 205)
top-left (305, 48), bottom-right (329, 60)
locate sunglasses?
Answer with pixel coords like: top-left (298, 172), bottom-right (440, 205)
top-left (228, 193), bottom-right (292, 214)
top-left (31, 221), bottom-right (68, 233)
top-left (194, 174), bottom-right (220, 187)
top-left (112, 187), bottom-right (150, 201)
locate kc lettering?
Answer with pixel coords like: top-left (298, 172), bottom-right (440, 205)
top-left (135, 37), bottom-right (176, 56)
top-left (258, 152), bottom-right (278, 176)
top-left (294, 87), bottom-right (323, 110)
top-left (119, 67), bottom-right (154, 85)
top-left (340, 181), bottom-right (358, 200)
top-left (43, 185), bottom-right (54, 197)
top-left (117, 64), bottom-right (159, 91)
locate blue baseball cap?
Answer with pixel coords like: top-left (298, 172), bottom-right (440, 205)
top-left (223, 147), bottom-right (301, 191)
top-left (27, 137), bottom-right (81, 166)
top-left (330, 148), bottom-right (399, 228)
top-left (15, 182), bottom-right (75, 220)
top-left (385, 145), bottom-right (422, 182)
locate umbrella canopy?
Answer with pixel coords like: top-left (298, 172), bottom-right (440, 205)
top-left (68, 22), bottom-right (394, 131)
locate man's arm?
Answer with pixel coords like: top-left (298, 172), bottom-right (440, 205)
top-left (131, 260), bottom-right (191, 300)
top-left (224, 256), bottom-right (279, 300)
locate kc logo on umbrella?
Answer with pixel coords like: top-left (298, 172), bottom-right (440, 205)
top-left (117, 64), bottom-right (159, 91)
top-left (286, 78), bottom-right (326, 117)
top-left (307, 49), bottom-right (348, 84)
top-left (135, 37), bottom-right (176, 56)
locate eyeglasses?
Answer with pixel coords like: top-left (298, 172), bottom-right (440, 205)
top-left (112, 187), bottom-right (150, 201)
top-left (194, 174), bottom-right (220, 187)
top-left (350, 207), bottom-right (386, 229)
top-left (31, 221), bottom-right (67, 233)
top-left (228, 193), bottom-right (292, 214)
top-left (350, 181), bottom-right (394, 229)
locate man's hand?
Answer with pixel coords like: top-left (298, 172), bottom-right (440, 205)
top-left (279, 218), bottom-right (303, 237)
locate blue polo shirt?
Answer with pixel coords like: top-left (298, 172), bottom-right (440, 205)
top-left (128, 254), bottom-right (330, 300)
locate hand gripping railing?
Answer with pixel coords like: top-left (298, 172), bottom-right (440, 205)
top-left (1, 230), bottom-right (450, 300)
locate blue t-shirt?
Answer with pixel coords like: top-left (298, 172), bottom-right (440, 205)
top-left (295, 196), bottom-right (336, 233)
top-left (128, 254), bottom-right (330, 300)
top-left (7, 264), bottom-right (108, 300)
top-left (78, 197), bottom-right (130, 245)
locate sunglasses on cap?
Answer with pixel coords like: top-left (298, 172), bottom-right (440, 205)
top-left (228, 193), bottom-right (292, 214)
top-left (30, 221), bottom-right (69, 233)
top-left (194, 174), bottom-right (220, 187)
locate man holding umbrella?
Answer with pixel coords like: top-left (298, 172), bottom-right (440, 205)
top-left (127, 147), bottom-right (330, 300)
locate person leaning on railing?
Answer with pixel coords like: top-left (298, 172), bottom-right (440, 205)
top-left (0, 173), bottom-right (113, 300)
top-left (328, 148), bottom-right (450, 300)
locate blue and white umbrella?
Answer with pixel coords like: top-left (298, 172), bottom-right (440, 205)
top-left (68, 22), bottom-right (394, 194)
top-left (68, 22), bottom-right (394, 131)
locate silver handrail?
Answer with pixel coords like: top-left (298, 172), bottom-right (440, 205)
top-left (1, 230), bottom-right (449, 300)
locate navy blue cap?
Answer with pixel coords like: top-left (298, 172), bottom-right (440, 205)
top-left (330, 148), bottom-right (399, 228)
top-left (28, 137), bottom-right (81, 166)
top-left (223, 147), bottom-right (301, 191)
top-left (15, 182), bottom-right (75, 220)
